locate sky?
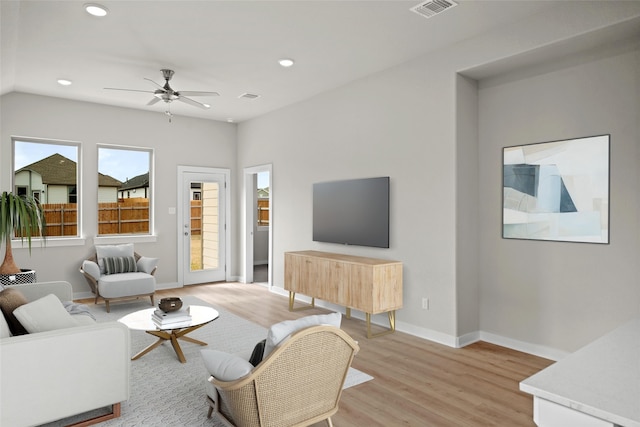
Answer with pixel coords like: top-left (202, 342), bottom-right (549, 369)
top-left (15, 141), bottom-right (150, 182)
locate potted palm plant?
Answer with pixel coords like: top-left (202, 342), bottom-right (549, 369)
top-left (0, 191), bottom-right (46, 285)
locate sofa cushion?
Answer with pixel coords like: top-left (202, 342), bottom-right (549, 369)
top-left (137, 256), bottom-right (159, 274)
top-left (104, 256), bottom-right (138, 275)
top-left (13, 293), bottom-right (78, 333)
top-left (0, 288), bottom-right (29, 335)
top-left (201, 349), bottom-right (254, 382)
top-left (96, 243), bottom-right (134, 274)
top-left (263, 312), bottom-right (342, 359)
top-left (98, 272), bottom-right (155, 298)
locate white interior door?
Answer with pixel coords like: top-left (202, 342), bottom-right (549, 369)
top-left (179, 168), bottom-right (228, 285)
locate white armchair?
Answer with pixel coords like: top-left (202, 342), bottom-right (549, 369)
top-left (79, 243), bottom-right (158, 312)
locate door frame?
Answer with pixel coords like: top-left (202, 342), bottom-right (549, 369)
top-left (243, 164), bottom-right (272, 286)
top-left (177, 165), bottom-right (231, 286)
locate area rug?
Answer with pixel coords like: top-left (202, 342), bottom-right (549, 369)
top-left (43, 296), bottom-right (372, 426)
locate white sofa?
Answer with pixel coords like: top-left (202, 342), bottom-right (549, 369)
top-left (0, 281), bottom-right (130, 427)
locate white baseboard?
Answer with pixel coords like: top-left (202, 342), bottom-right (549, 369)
top-left (270, 287), bottom-right (567, 360)
top-left (478, 331), bottom-right (568, 361)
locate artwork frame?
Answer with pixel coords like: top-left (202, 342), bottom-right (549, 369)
top-left (502, 134), bottom-right (610, 244)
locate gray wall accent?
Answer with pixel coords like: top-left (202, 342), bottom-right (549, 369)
top-left (477, 46), bottom-right (640, 353)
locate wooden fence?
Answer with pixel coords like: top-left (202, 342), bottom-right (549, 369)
top-left (39, 199), bottom-right (206, 236)
top-left (98, 198), bottom-right (150, 235)
top-left (258, 199), bottom-right (270, 226)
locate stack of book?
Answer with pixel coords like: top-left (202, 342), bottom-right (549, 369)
top-left (152, 308), bottom-right (192, 329)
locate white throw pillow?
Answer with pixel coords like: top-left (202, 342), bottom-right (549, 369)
top-left (201, 349), bottom-right (254, 382)
top-left (82, 260), bottom-right (101, 280)
top-left (95, 243), bottom-right (135, 274)
top-left (263, 312), bottom-right (342, 358)
top-left (13, 293), bottom-right (78, 333)
top-left (137, 256), bottom-right (159, 274)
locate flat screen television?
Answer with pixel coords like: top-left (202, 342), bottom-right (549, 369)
top-left (313, 176), bottom-right (390, 248)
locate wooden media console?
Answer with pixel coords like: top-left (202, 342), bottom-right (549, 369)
top-left (284, 250), bottom-right (403, 338)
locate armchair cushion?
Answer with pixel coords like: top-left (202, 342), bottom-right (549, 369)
top-left (96, 243), bottom-right (134, 274)
top-left (82, 260), bottom-right (101, 281)
top-left (201, 349), bottom-right (254, 382)
top-left (263, 312), bottom-right (342, 359)
top-left (0, 288), bottom-right (29, 336)
top-left (104, 256), bottom-right (138, 275)
top-left (13, 294), bottom-right (78, 333)
top-left (137, 256), bottom-right (159, 274)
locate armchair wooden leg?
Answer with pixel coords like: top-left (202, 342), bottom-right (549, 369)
top-left (327, 416), bottom-right (334, 427)
top-left (150, 294), bottom-right (155, 306)
top-left (105, 299), bottom-right (110, 313)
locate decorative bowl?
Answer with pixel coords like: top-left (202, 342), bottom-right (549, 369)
top-left (159, 297), bottom-right (183, 313)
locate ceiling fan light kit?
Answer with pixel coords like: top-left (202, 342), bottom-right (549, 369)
top-left (105, 69), bottom-right (219, 121)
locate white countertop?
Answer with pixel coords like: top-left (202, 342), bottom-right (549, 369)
top-left (520, 318), bottom-right (640, 427)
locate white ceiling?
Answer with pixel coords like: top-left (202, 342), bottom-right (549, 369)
top-left (1, 1), bottom-right (563, 122)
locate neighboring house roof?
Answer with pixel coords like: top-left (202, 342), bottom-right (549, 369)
top-left (120, 172), bottom-right (149, 191)
top-left (17, 153), bottom-right (122, 187)
top-left (16, 153), bottom-right (77, 185)
top-left (257, 188), bottom-right (269, 198)
top-left (98, 172), bottom-right (123, 187)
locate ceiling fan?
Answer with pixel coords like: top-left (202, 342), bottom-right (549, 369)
top-left (105, 69), bottom-right (219, 118)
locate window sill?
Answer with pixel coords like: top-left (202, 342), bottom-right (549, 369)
top-left (10, 237), bottom-right (86, 248)
top-left (93, 235), bottom-right (158, 245)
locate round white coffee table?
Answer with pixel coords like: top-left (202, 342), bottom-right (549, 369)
top-left (118, 305), bottom-right (219, 363)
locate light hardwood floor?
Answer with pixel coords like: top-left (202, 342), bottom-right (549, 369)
top-left (150, 282), bottom-right (553, 426)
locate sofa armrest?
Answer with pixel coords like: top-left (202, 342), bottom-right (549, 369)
top-left (6, 281), bottom-right (73, 302)
top-left (0, 322), bottom-right (130, 427)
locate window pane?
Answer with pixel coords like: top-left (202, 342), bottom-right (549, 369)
top-left (13, 139), bottom-right (80, 237)
top-left (98, 146), bottom-right (152, 235)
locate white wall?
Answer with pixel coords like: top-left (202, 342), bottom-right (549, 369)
top-left (477, 45), bottom-right (640, 354)
top-left (237, 2), bottom-right (640, 353)
top-left (0, 92), bottom-right (237, 293)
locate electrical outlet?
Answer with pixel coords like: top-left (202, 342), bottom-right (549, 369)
top-left (422, 297), bottom-right (429, 310)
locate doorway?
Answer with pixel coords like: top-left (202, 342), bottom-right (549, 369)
top-left (243, 164), bottom-right (272, 285)
top-left (177, 166), bottom-right (230, 285)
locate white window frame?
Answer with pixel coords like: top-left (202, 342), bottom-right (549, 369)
top-left (11, 136), bottom-right (84, 248)
top-left (94, 144), bottom-right (156, 244)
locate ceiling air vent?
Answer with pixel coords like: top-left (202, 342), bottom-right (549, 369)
top-left (238, 93), bottom-right (260, 100)
top-left (410, 0), bottom-right (458, 19)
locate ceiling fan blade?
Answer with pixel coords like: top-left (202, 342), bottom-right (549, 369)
top-left (143, 78), bottom-right (164, 89)
top-left (147, 97), bottom-right (161, 106)
top-left (177, 91), bottom-right (220, 97)
top-left (104, 87), bottom-right (154, 94)
top-left (177, 96), bottom-right (210, 109)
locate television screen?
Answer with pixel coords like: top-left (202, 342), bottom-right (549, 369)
top-left (313, 177), bottom-right (390, 248)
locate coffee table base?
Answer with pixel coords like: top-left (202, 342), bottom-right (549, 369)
top-left (132, 323), bottom-right (208, 363)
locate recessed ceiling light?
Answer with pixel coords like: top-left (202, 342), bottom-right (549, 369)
top-left (84, 3), bottom-right (108, 17)
top-left (227, 118), bottom-right (234, 123)
top-left (278, 58), bottom-right (295, 68)
top-left (57, 79), bottom-right (72, 86)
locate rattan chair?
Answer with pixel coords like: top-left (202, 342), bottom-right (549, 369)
top-left (206, 325), bottom-right (359, 427)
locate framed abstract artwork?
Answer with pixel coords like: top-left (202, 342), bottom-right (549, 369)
top-left (502, 134), bottom-right (610, 244)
